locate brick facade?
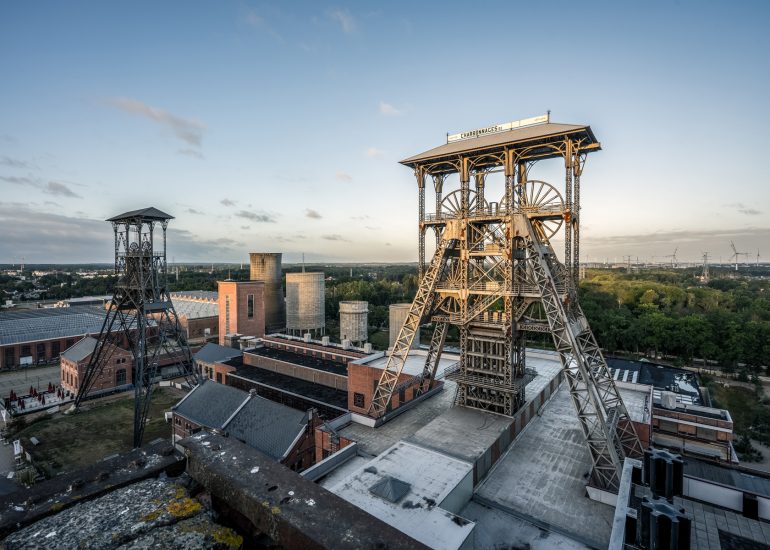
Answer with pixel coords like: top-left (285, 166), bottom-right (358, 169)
top-left (346, 361), bottom-right (426, 415)
top-left (60, 340), bottom-right (134, 396)
top-left (217, 280), bottom-right (265, 345)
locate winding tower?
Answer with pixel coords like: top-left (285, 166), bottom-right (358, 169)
top-left (74, 207), bottom-right (199, 447)
top-left (369, 115), bottom-right (642, 490)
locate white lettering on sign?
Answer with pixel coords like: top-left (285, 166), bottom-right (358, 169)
top-left (447, 113), bottom-right (550, 143)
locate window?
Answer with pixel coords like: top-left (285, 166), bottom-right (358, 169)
top-left (51, 341), bottom-right (61, 358)
top-left (225, 296), bottom-right (231, 334)
top-left (247, 294), bottom-right (254, 319)
top-left (399, 387), bottom-right (406, 404)
top-left (116, 369), bottom-right (126, 386)
top-left (353, 392), bottom-right (365, 408)
top-left (216, 372), bottom-right (222, 384)
top-left (4, 348), bottom-right (15, 367)
top-left (36, 343), bottom-right (46, 361)
top-left (66, 339), bottom-right (75, 349)
top-left (21, 345), bottom-right (31, 357)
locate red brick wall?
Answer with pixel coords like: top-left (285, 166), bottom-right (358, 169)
top-left (180, 316), bottom-right (218, 343)
top-left (346, 362), bottom-right (422, 415)
top-left (218, 281), bottom-right (265, 345)
top-left (314, 427), bottom-right (354, 462)
top-left (60, 344), bottom-right (133, 396)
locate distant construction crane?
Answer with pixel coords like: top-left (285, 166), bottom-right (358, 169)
top-left (663, 247), bottom-right (678, 268)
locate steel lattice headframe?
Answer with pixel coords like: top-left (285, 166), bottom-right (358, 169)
top-left (368, 121), bottom-right (642, 491)
top-left (74, 207), bottom-right (199, 448)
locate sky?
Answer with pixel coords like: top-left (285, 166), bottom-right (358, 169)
top-left (1, 1), bottom-right (769, 265)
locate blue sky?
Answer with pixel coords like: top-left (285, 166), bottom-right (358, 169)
top-left (1, 1), bottom-right (768, 264)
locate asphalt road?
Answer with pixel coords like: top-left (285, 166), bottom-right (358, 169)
top-left (0, 365), bottom-right (61, 399)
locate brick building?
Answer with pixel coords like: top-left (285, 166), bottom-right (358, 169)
top-left (217, 280), bottom-right (265, 346)
top-left (195, 342), bottom-right (242, 384)
top-left (170, 291), bottom-right (219, 345)
top-left (171, 380), bottom-right (320, 472)
top-left (60, 336), bottom-right (133, 396)
top-left (0, 306), bottom-right (129, 370)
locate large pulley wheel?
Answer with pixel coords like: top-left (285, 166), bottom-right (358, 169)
top-left (440, 189), bottom-right (487, 218)
top-left (500, 180), bottom-right (564, 240)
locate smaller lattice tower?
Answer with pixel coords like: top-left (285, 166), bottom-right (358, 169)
top-left (74, 207), bottom-right (198, 447)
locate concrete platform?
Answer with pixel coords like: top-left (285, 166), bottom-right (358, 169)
top-left (339, 381), bottom-right (457, 456)
top-left (474, 385), bottom-right (615, 548)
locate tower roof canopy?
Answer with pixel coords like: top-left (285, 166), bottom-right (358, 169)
top-left (400, 122), bottom-right (599, 171)
top-left (106, 207), bottom-right (174, 222)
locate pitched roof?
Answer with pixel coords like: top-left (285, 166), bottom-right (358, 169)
top-left (223, 395), bottom-right (308, 460)
top-left (400, 122), bottom-right (598, 167)
top-left (194, 343), bottom-right (243, 365)
top-left (61, 336), bottom-right (98, 362)
top-left (106, 207), bottom-right (174, 222)
top-left (173, 380), bottom-right (248, 428)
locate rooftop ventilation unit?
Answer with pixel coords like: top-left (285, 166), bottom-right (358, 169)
top-left (368, 476), bottom-right (411, 504)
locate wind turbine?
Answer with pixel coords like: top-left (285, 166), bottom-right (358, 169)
top-left (730, 241), bottom-right (750, 271)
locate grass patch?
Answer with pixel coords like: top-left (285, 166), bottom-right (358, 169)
top-left (16, 387), bottom-right (183, 477)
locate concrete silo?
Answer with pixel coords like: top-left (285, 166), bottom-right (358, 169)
top-left (389, 303), bottom-right (419, 349)
top-left (285, 272), bottom-right (325, 336)
top-left (339, 301), bottom-right (368, 345)
top-left (249, 253), bottom-right (286, 333)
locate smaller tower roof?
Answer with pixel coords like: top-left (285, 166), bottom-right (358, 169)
top-left (106, 207), bottom-right (174, 222)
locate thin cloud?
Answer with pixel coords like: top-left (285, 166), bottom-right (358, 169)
top-left (0, 175), bottom-right (39, 186)
top-left (221, 198), bottom-right (236, 207)
top-left (726, 202), bottom-right (762, 216)
top-left (242, 8), bottom-right (284, 42)
top-left (336, 171), bottom-right (353, 183)
top-left (322, 234), bottom-right (350, 242)
top-left (240, 225), bottom-right (251, 230)
top-left (0, 156), bottom-right (33, 169)
top-left (329, 8), bottom-right (356, 33)
top-left (379, 101), bottom-right (403, 117)
top-left (1, 175), bottom-right (80, 198)
top-left (235, 210), bottom-right (276, 223)
top-left (366, 147), bottom-right (385, 158)
top-left (105, 97), bottom-right (205, 148)
top-left (45, 181), bottom-right (81, 198)
top-left (305, 209), bottom-right (322, 219)
top-left (178, 148), bottom-right (204, 159)
top-left (186, 208), bottom-right (204, 215)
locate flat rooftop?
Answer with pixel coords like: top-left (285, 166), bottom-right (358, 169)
top-left (327, 441), bottom-right (475, 550)
top-left (474, 385), bottom-right (615, 548)
top-left (171, 297), bottom-right (218, 319)
top-left (340, 351), bottom-right (563, 458)
top-left (247, 346), bottom-right (349, 376)
top-left (355, 349), bottom-right (460, 378)
top-left (231, 364), bottom-right (348, 411)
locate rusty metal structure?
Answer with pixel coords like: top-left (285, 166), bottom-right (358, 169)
top-left (368, 115), bottom-right (642, 490)
top-left (74, 207), bottom-right (199, 447)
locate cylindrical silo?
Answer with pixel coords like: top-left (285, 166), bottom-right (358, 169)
top-left (339, 301), bottom-right (368, 345)
top-left (249, 253), bottom-right (286, 333)
top-left (285, 272), bottom-right (325, 336)
top-left (389, 303), bottom-right (419, 349)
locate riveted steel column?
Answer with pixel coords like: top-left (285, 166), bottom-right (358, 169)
top-left (564, 140), bottom-right (573, 292)
top-left (417, 168), bottom-right (426, 280)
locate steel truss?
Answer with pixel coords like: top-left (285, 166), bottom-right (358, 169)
top-left (74, 209), bottom-right (199, 447)
top-left (370, 125), bottom-right (642, 490)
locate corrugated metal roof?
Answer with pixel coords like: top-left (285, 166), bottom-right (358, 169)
top-left (106, 207), bottom-right (173, 222)
top-left (400, 122), bottom-right (598, 167)
top-left (172, 298), bottom-right (218, 319)
top-left (0, 306), bottom-right (110, 346)
top-left (173, 380), bottom-right (248, 428)
top-left (170, 291), bottom-right (218, 301)
top-left (224, 395), bottom-right (308, 460)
